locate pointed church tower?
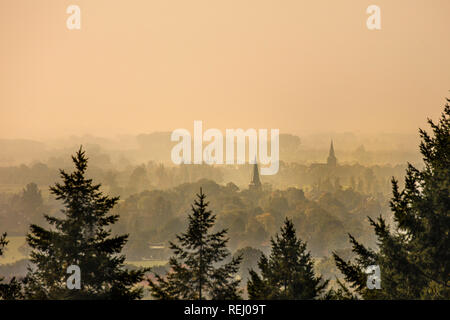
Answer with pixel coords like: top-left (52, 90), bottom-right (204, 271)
top-left (249, 161), bottom-right (262, 191)
top-left (327, 140), bottom-right (337, 167)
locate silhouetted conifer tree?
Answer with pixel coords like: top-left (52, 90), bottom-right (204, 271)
top-left (149, 188), bottom-right (242, 299)
top-left (247, 218), bottom-right (327, 299)
top-left (334, 100), bottom-right (450, 299)
top-left (24, 147), bottom-right (148, 299)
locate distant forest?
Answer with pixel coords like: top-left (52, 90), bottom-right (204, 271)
top-left (0, 101), bottom-right (448, 300)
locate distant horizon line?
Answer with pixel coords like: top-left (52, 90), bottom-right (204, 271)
top-left (0, 130), bottom-right (423, 142)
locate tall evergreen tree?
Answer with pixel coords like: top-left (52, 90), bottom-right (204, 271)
top-left (24, 147), bottom-right (148, 299)
top-left (149, 188), bottom-right (242, 300)
top-left (247, 218), bottom-right (327, 299)
top-left (334, 100), bottom-right (450, 299)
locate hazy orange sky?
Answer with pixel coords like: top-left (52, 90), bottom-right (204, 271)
top-left (1, 0), bottom-right (449, 140)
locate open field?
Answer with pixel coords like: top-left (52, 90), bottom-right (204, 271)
top-left (0, 184), bottom-right (26, 194)
top-left (0, 236), bottom-right (168, 267)
top-left (126, 260), bottom-right (168, 268)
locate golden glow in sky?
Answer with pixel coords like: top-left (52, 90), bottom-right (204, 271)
top-left (1, 0), bottom-right (449, 139)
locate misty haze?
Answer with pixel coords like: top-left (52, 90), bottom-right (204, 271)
top-left (0, 0), bottom-right (448, 304)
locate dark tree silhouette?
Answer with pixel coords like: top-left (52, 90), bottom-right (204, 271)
top-left (24, 147), bottom-right (148, 299)
top-left (149, 188), bottom-right (242, 300)
top-left (334, 100), bottom-right (450, 299)
top-left (248, 218), bottom-right (327, 299)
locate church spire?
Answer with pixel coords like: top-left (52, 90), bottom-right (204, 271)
top-left (330, 140), bottom-right (335, 157)
top-left (249, 160), bottom-right (262, 191)
top-left (327, 140), bottom-right (337, 167)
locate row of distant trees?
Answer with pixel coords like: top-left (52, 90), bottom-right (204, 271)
top-left (0, 152), bottom-right (407, 199)
top-left (0, 101), bottom-right (449, 300)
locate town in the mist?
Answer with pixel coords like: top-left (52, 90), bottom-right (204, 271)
top-left (0, 0), bottom-right (448, 305)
